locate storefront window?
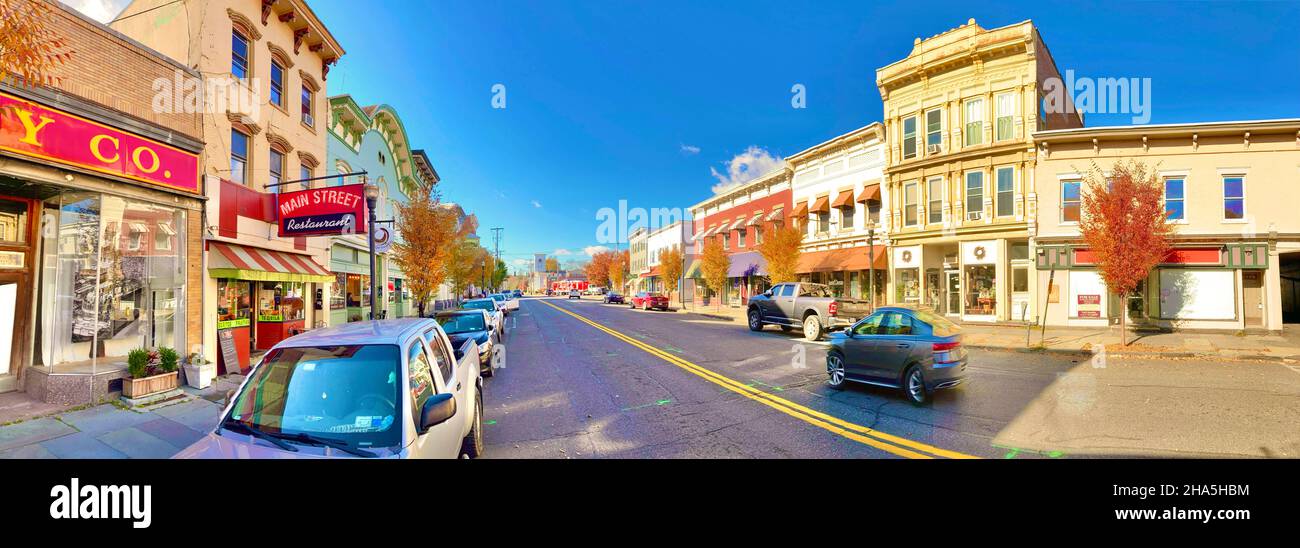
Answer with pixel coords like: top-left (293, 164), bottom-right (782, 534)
top-left (217, 280), bottom-right (251, 328)
top-left (895, 268), bottom-right (920, 303)
top-left (38, 192), bottom-right (186, 369)
top-left (330, 272), bottom-right (346, 309)
top-left (346, 274), bottom-right (362, 307)
top-left (964, 265), bottom-right (996, 316)
top-left (257, 281), bottom-right (305, 321)
top-left (388, 278), bottom-right (398, 304)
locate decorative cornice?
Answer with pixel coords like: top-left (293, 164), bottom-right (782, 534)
top-left (266, 42), bottom-right (294, 68)
top-left (227, 8), bottom-right (262, 40)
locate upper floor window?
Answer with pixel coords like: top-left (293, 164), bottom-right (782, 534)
top-left (755, 226), bottom-right (764, 244)
top-left (926, 178), bottom-right (942, 224)
top-left (230, 129), bottom-right (249, 185)
top-left (964, 98), bottom-right (984, 147)
top-left (996, 166), bottom-right (1015, 217)
top-left (995, 92), bottom-right (1016, 141)
top-left (902, 116), bottom-right (917, 159)
top-left (903, 182), bottom-right (918, 227)
top-left (1061, 181), bottom-right (1081, 223)
top-left (966, 172), bottom-right (984, 220)
top-left (925, 109), bottom-right (942, 153)
top-left (269, 148), bottom-right (285, 191)
top-left (817, 211), bottom-right (830, 234)
top-left (232, 31), bottom-right (249, 80)
top-left (1163, 178), bottom-right (1185, 221)
top-left (1223, 176), bottom-right (1245, 220)
top-left (840, 204), bottom-right (855, 230)
top-left (737, 227), bottom-right (747, 248)
top-left (270, 61), bottom-right (285, 107)
top-left (302, 85), bottom-right (315, 127)
top-left (721, 232), bottom-right (730, 250)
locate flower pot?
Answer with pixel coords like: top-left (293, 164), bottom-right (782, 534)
top-left (183, 360), bottom-right (216, 389)
top-left (123, 371), bottom-right (179, 398)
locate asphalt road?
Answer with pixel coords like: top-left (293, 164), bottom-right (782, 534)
top-left (481, 297), bottom-right (1300, 459)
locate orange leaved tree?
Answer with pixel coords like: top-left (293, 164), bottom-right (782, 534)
top-left (609, 249), bottom-right (629, 293)
top-left (0, 0), bottom-right (72, 88)
top-left (1078, 160), bottom-right (1172, 345)
top-left (658, 245), bottom-right (683, 305)
top-left (391, 179), bottom-right (473, 317)
top-left (699, 238), bottom-right (730, 311)
top-left (758, 221), bottom-right (803, 284)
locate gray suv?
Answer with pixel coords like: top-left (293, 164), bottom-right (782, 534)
top-left (826, 306), bottom-right (967, 405)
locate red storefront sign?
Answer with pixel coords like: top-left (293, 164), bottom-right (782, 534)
top-left (1073, 247), bottom-right (1221, 266)
top-left (276, 183), bottom-right (367, 236)
top-left (0, 91), bottom-right (200, 194)
top-left (1076, 294), bottom-right (1102, 318)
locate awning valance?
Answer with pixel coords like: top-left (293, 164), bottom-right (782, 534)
top-left (746, 212), bottom-right (764, 226)
top-left (810, 195), bottom-right (830, 214)
top-left (764, 207), bottom-right (785, 222)
top-left (831, 189), bottom-right (854, 209)
top-left (727, 217), bottom-right (747, 231)
top-left (857, 183), bottom-right (882, 203)
top-left (727, 251), bottom-right (768, 278)
top-left (685, 259), bottom-right (702, 278)
top-left (796, 245), bottom-right (887, 273)
top-left (209, 241), bottom-right (334, 283)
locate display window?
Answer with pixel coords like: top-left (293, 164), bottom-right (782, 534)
top-left (257, 281), bottom-right (305, 322)
top-left (217, 280), bottom-right (251, 328)
top-left (964, 265), bottom-right (996, 316)
top-left (895, 268), bottom-right (920, 303)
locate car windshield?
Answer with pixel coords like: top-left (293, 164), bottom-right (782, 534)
top-left (911, 308), bottom-right (962, 337)
top-left (437, 314), bottom-right (486, 334)
top-left (462, 299), bottom-right (494, 311)
top-left (490, 294), bottom-right (505, 301)
top-left (225, 345), bottom-right (402, 448)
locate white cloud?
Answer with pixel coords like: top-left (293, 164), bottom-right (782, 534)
top-left (531, 200), bottom-right (542, 208)
top-left (61, 0), bottom-right (128, 23)
top-left (710, 146), bottom-right (787, 194)
top-left (553, 248), bottom-right (572, 256)
top-left (583, 245), bottom-right (611, 256)
top-left (680, 143), bottom-right (701, 155)
top-left (512, 259), bottom-right (529, 266)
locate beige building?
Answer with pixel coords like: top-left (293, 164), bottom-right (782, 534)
top-left (113, 0), bottom-right (344, 371)
top-left (877, 19), bottom-right (1081, 323)
top-left (1033, 119), bottom-right (1300, 332)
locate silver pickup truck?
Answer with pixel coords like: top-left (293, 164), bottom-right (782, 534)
top-left (746, 282), bottom-right (873, 340)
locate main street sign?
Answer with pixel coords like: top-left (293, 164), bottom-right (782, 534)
top-left (277, 183), bottom-right (367, 236)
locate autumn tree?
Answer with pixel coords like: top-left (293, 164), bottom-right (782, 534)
top-left (0, 0), bottom-right (72, 89)
top-left (758, 220), bottom-right (803, 284)
top-left (447, 240), bottom-right (488, 298)
top-left (699, 238), bottom-right (730, 310)
top-left (1079, 160), bottom-right (1172, 345)
top-left (609, 249), bottom-right (629, 292)
top-left (391, 178), bottom-right (473, 317)
top-left (491, 258), bottom-right (508, 289)
top-left (545, 257), bottom-right (559, 272)
top-left (658, 245), bottom-right (684, 305)
top-left (586, 250), bottom-right (614, 288)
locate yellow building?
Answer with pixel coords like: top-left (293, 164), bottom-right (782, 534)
top-left (1033, 119), bottom-right (1300, 332)
top-left (876, 19), bottom-right (1081, 322)
top-left (113, 0), bottom-right (344, 370)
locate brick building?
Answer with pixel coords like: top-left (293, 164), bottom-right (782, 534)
top-left (0, 0), bottom-right (205, 403)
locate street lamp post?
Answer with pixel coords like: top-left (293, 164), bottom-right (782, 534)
top-left (866, 219), bottom-right (876, 312)
top-left (364, 182), bottom-right (381, 320)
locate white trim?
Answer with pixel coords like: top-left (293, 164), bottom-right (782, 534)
top-left (994, 165), bottom-right (1016, 218)
top-left (903, 180), bottom-right (919, 227)
top-left (1220, 173), bottom-right (1247, 222)
top-left (925, 175), bottom-right (944, 226)
top-left (1161, 175), bottom-right (1189, 224)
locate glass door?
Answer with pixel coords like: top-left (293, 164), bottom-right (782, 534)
top-left (0, 278), bottom-right (16, 377)
top-left (945, 271), bottom-right (960, 316)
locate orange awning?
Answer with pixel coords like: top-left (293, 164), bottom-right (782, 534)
top-left (857, 183), bottom-right (881, 203)
top-left (809, 195), bottom-right (830, 214)
top-left (763, 206), bottom-right (784, 222)
top-left (791, 202), bottom-right (808, 219)
top-left (831, 189), bottom-right (854, 209)
top-left (796, 245), bottom-right (887, 273)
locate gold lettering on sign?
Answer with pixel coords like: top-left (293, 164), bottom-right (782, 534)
top-left (14, 109), bottom-right (54, 146)
top-left (90, 134), bottom-right (121, 163)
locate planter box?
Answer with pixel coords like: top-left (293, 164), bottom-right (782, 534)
top-left (183, 361), bottom-right (216, 389)
top-left (123, 371), bottom-right (179, 398)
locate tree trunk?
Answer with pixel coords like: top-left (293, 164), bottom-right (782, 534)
top-left (1119, 290), bottom-right (1128, 346)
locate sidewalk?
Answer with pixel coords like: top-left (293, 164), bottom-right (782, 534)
top-left (0, 375), bottom-right (243, 459)
top-left (674, 304), bottom-right (1300, 363)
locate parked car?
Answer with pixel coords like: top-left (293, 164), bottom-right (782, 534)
top-left (746, 282), bottom-right (872, 340)
top-left (460, 298), bottom-right (505, 337)
top-left (435, 310), bottom-right (498, 377)
top-left (629, 291), bottom-right (669, 311)
top-left (567, 289), bottom-right (581, 299)
top-left (498, 292), bottom-right (520, 312)
top-left (511, 289), bottom-right (522, 298)
top-left (826, 307), bottom-right (967, 405)
top-left (603, 292), bottom-right (625, 304)
top-left (174, 318), bottom-right (484, 459)
top-left (545, 290), bottom-right (553, 296)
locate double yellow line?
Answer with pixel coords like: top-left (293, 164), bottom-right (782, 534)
top-left (540, 301), bottom-right (977, 459)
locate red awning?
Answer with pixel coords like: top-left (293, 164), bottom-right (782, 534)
top-left (207, 241), bottom-right (333, 282)
top-left (791, 202), bottom-right (809, 219)
top-left (809, 195), bottom-right (830, 214)
top-left (857, 183), bottom-right (882, 203)
top-left (796, 245), bottom-right (887, 273)
top-left (831, 189), bottom-right (855, 209)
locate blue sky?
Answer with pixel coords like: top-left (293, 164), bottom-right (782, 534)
top-left (76, 0), bottom-right (1300, 274)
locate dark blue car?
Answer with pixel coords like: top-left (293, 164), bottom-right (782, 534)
top-left (826, 306), bottom-right (967, 405)
top-left (435, 310), bottom-right (498, 377)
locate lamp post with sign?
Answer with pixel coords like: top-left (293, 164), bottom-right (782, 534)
top-left (364, 182), bottom-right (381, 320)
top-left (866, 219), bottom-right (876, 312)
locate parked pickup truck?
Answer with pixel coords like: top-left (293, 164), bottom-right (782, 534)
top-left (746, 282), bottom-right (873, 340)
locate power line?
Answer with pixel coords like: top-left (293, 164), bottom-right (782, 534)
top-left (110, 0), bottom-right (185, 24)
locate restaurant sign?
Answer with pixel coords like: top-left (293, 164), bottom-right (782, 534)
top-left (0, 92), bottom-right (200, 193)
top-left (277, 183), bottom-right (367, 237)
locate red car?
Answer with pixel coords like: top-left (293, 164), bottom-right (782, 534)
top-left (629, 291), bottom-right (669, 311)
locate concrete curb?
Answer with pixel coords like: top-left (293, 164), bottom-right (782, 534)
top-left (965, 344), bottom-right (1298, 364)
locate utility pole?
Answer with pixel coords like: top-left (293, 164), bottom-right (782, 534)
top-left (491, 227), bottom-right (503, 291)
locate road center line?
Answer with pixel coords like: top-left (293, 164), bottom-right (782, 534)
top-left (538, 300), bottom-right (977, 459)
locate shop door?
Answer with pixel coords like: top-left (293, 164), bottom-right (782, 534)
top-left (0, 196), bottom-right (35, 392)
top-left (0, 275), bottom-right (20, 387)
top-left (1243, 271), bottom-right (1264, 327)
top-left (945, 271), bottom-right (960, 316)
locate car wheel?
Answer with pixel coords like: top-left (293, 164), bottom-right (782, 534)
top-left (826, 352), bottom-right (847, 389)
top-left (460, 389), bottom-right (485, 458)
top-left (642, 301), bottom-right (649, 311)
top-left (802, 314), bottom-right (823, 341)
top-left (903, 364), bottom-right (929, 406)
top-left (747, 308), bottom-right (763, 331)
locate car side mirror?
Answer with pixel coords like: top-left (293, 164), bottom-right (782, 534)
top-left (419, 393), bottom-right (457, 432)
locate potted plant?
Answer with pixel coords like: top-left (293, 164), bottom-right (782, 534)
top-left (182, 351), bottom-right (216, 389)
top-left (122, 347), bottom-right (180, 398)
